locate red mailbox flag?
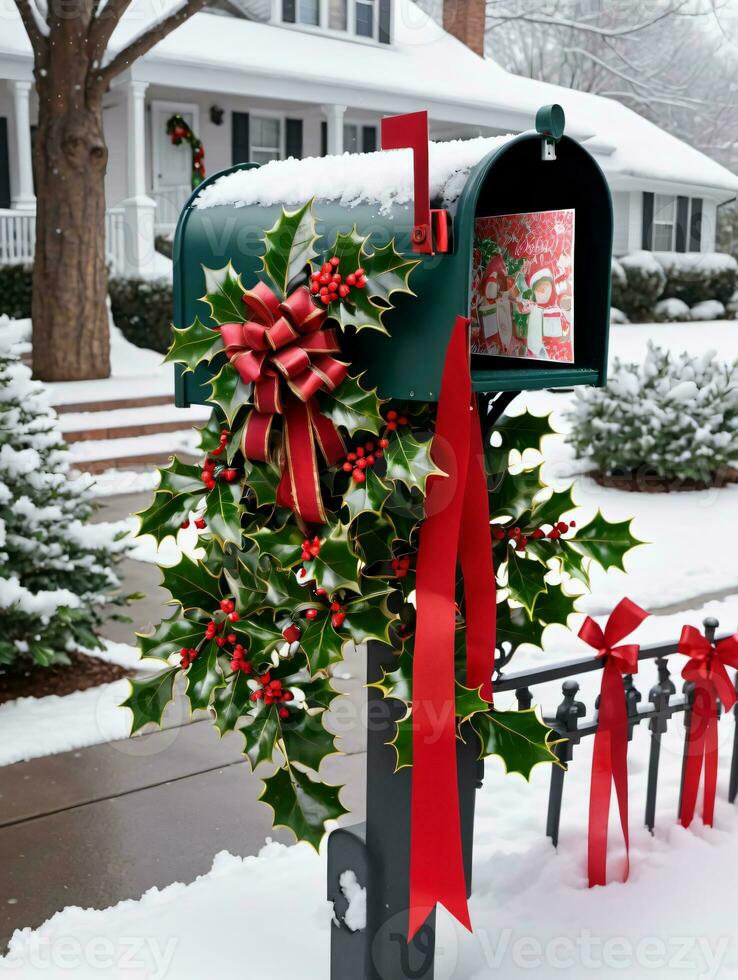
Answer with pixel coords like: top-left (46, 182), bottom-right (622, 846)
top-left (409, 315), bottom-right (496, 938)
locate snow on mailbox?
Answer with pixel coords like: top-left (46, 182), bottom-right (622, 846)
top-left (173, 104), bottom-right (612, 408)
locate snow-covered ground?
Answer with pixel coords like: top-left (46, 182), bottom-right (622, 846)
top-left (3, 700), bottom-right (737, 979)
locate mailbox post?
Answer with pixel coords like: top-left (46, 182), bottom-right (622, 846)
top-left (171, 105), bottom-right (613, 980)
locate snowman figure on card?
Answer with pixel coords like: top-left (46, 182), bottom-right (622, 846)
top-left (472, 209), bottom-right (574, 363)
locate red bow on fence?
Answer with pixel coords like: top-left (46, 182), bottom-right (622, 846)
top-left (678, 625), bottom-right (738, 828)
top-left (579, 597), bottom-right (649, 887)
top-left (409, 316), bottom-right (496, 939)
top-left (221, 282), bottom-right (348, 524)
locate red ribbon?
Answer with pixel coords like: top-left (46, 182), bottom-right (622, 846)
top-left (579, 597), bottom-right (649, 887)
top-left (221, 282), bottom-right (348, 524)
top-left (678, 625), bottom-right (738, 828)
top-left (408, 316), bottom-right (496, 939)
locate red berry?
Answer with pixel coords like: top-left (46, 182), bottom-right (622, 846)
top-left (328, 280), bottom-right (338, 292)
top-left (283, 691), bottom-right (294, 702)
top-left (322, 262), bottom-right (332, 274)
top-left (556, 522), bottom-right (569, 533)
top-left (330, 601), bottom-right (342, 611)
top-left (279, 707), bottom-right (289, 719)
top-left (316, 588), bottom-right (328, 597)
top-left (320, 295), bottom-right (331, 304)
top-left (342, 461), bottom-right (353, 472)
top-left (305, 608), bottom-right (319, 620)
top-left (352, 470), bottom-right (366, 483)
top-left (398, 416), bottom-right (408, 426)
top-left (221, 468), bottom-right (238, 482)
top-left (319, 272), bottom-right (330, 285)
top-left (181, 519), bottom-right (190, 529)
top-left (331, 273), bottom-right (342, 284)
top-left (332, 612), bottom-right (346, 628)
top-left (220, 599), bottom-right (235, 613)
top-left (548, 529), bottom-right (561, 540)
top-left (356, 277), bottom-right (366, 288)
top-left (282, 624), bottom-right (301, 643)
top-left (194, 517), bottom-right (206, 529)
top-left (387, 410), bottom-right (398, 421)
top-left (338, 284), bottom-right (350, 298)
top-left (531, 529), bottom-right (545, 539)
top-left (310, 282), bottom-right (320, 294)
top-left (379, 438), bottom-right (389, 448)
top-left (355, 267), bottom-right (365, 277)
top-left (356, 446), bottom-right (365, 457)
top-left (227, 633), bottom-right (237, 644)
top-left (375, 449), bottom-right (384, 458)
top-left (228, 611), bottom-right (240, 622)
top-left (346, 273), bottom-right (356, 286)
top-left (570, 520), bottom-right (576, 528)
top-left (216, 636), bottom-right (226, 647)
top-left (347, 452), bottom-right (357, 462)
top-left (356, 458), bottom-right (367, 469)
top-left (366, 455), bottom-right (375, 466)
top-left (330, 256), bottom-right (340, 267)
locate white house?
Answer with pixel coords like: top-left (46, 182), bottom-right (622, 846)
top-left (1, 0), bottom-right (736, 278)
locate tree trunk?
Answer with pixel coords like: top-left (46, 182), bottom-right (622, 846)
top-left (32, 26), bottom-right (110, 382)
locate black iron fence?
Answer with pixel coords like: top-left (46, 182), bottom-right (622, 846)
top-left (493, 616), bottom-right (738, 846)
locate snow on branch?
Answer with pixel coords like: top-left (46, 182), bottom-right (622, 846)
top-left (12, 0), bottom-right (49, 46)
top-left (485, 0), bottom-right (694, 38)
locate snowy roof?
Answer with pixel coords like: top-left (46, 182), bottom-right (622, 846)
top-left (3, 0), bottom-right (737, 196)
top-left (195, 134), bottom-right (518, 212)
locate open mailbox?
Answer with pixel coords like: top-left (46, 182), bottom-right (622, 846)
top-left (173, 104), bottom-right (613, 405)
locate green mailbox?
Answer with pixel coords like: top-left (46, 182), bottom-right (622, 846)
top-left (173, 105), bottom-right (612, 405)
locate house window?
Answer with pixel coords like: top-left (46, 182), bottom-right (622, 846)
top-left (251, 116), bottom-right (281, 165)
top-left (355, 0), bottom-right (374, 36)
top-left (329, 0), bottom-right (347, 30)
top-left (343, 124), bottom-right (359, 153)
top-left (298, 0), bottom-right (319, 24)
top-left (652, 194), bottom-right (676, 251)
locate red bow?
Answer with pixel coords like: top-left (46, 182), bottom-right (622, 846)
top-left (220, 282), bottom-right (348, 524)
top-left (579, 597), bottom-right (649, 887)
top-left (409, 316), bottom-right (496, 939)
top-left (678, 625), bottom-right (738, 828)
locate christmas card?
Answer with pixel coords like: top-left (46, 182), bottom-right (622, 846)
top-left (471, 209), bottom-right (575, 363)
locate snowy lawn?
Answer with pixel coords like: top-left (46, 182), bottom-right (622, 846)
top-left (3, 687), bottom-right (737, 979)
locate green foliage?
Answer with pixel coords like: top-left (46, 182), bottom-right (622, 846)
top-left (0, 264), bottom-right (32, 319)
top-left (109, 277), bottom-right (174, 354)
top-left (132, 202), bottom-right (644, 851)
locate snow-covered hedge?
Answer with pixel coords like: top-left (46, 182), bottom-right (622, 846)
top-left (613, 251), bottom-right (737, 321)
top-left (0, 264), bottom-right (33, 319)
top-left (0, 320), bottom-right (131, 667)
top-left (109, 276), bottom-right (173, 354)
top-left (654, 298), bottom-right (691, 322)
top-left (566, 343), bottom-right (738, 485)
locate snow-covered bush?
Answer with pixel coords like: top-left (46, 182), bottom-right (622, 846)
top-left (566, 343), bottom-right (738, 485)
top-left (0, 264), bottom-right (33, 319)
top-left (691, 300), bottom-right (726, 321)
top-left (610, 257), bottom-right (628, 312)
top-left (0, 322), bottom-right (130, 667)
top-left (728, 288), bottom-right (738, 319)
top-left (610, 307), bottom-right (630, 325)
top-left (654, 298), bottom-right (691, 322)
top-left (618, 251), bottom-right (667, 321)
top-left (109, 276), bottom-right (173, 354)
top-left (654, 251), bottom-right (738, 307)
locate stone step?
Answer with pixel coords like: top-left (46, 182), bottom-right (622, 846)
top-left (69, 430), bottom-right (200, 474)
top-left (55, 393), bottom-right (174, 415)
top-left (59, 403), bottom-right (210, 443)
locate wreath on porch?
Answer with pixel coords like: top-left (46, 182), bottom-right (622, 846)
top-left (130, 200), bottom-right (642, 849)
top-left (166, 114), bottom-right (205, 189)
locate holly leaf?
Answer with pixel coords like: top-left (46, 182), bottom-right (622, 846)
top-left (122, 667), bottom-right (178, 734)
top-left (568, 511), bottom-right (645, 572)
top-left (161, 555), bottom-right (223, 614)
top-left (136, 490), bottom-right (195, 545)
top-left (200, 262), bottom-right (246, 325)
top-left (352, 514), bottom-right (396, 567)
top-left (197, 411), bottom-right (223, 454)
top-left (558, 540), bottom-right (591, 587)
top-left (224, 556), bottom-right (268, 617)
top-left (506, 551), bottom-right (547, 618)
top-left (207, 362), bottom-right (252, 427)
top-left (342, 587), bottom-right (394, 646)
top-left (389, 710), bottom-right (414, 770)
top-left (138, 615), bottom-right (204, 662)
top-left (205, 480), bottom-right (243, 548)
top-left (233, 614), bottom-right (287, 664)
top-left (368, 647), bottom-right (413, 702)
top-left (489, 467), bottom-right (541, 523)
top-left (318, 373), bottom-right (384, 437)
top-left (262, 201), bottom-right (319, 297)
top-left (247, 522), bottom-right (305, 569)
top-left (455, 682), bottom-right (491, 723)
top-left (212, 670), bottom-right (253, 735)
top-left (496, 601), bottom-right (544, 652)
top-left (531, 486), bottom-right (576, 529)
top-left (259, 765), bottom-right (347, 850)
top-left (280, 711), bottom-right (337, 771)
top-left (241, 705), bottom-right (280, 769)
top-left (485, 411), bottom-right (555, 474)
top-left (262, 564), bottom-right (313, 613)
top-left (342, 468), bottom-right (391, 523)
top-left (300, 675), bottom-right (341, 711)
top-left (158, 457), bottom-right (205, 496)
top-left (164, 316), bottom-right (223, 372)
top-left (246, 459), bottom-right (282, 508)
top-left (534, 584), bottom-right (579, 627)
top-left (299, 613), bottom-right (345, 674)
top-left (302, 523), bottom-right (361, 595)
top-left (472, 709), bottom-right (563, 779)
top-left (384, 429), bottom-right (444, 495)
top-left (185, 641), bottom-right (225, 711)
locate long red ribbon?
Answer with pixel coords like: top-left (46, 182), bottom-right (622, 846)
top-left (679, 625), bottom-right (738, 828)
top-left (409, 316), bottom-right (495, 939)
top-left (578, 598), bottom-right (649, 888)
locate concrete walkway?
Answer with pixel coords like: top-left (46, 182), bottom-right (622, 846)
top-left (1, 491), bottom-right (367, 948)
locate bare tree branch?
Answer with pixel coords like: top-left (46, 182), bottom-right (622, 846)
top-left (95, 0), bottom-right (207, 87)
top-left (87, 0), bottom-right (134, 68)
top-left (13, 0), bottom-right (47, 52)
top-left (486, 0), bottom-right (693, 39)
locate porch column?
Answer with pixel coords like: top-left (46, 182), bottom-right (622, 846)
top-left (126, 80), bottom-right (149, 198)
top-left (9, 81), bottom-right (36, 210)
top-left (121, 79), bottom-right (156, 278)
top-left (322, 103), bottom-right (347, 155)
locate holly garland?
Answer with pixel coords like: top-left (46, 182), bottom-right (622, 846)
top-left (129, 200), bottom-right (643, 848)
top-left (166, 114), bottom-right (205, 189)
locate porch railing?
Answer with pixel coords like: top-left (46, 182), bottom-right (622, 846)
top-left (150, 185), bottom-right (191, 234)
top-left (0, 207), bottom-right (127, 277)
top-left (493, 616), bottom-right (738, 844)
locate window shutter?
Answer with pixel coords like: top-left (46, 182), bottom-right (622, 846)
top-left (232, 112), bottom-right (250, 165)
top-left (285, 119), bottom-right (303, 159)
top-left (282, 0), bottom-right (296, 21)
top-left (641, 192), bottom-right (654, 250)
top-left (361, 126), bottom-right (377, 153)
top-left (0, 118), bottom-right (10, 210)
top-left (379, 0), bottom-right (391, 42)
top-left (690, 198), bottom-right (703, 251)
top-left (321, 121), bottom-right (327, 157)
top-left (676, 196), bottom-right (689, 252)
